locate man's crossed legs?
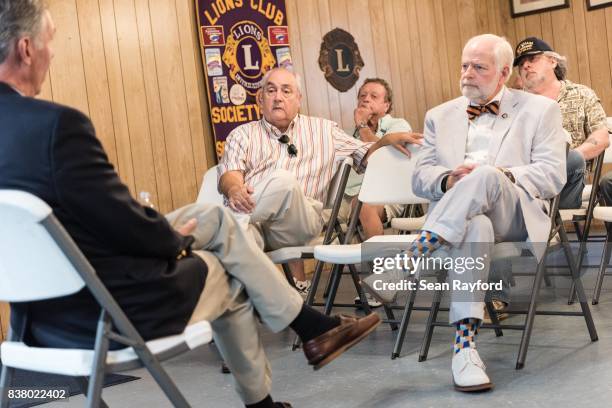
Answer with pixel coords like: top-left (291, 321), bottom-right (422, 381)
top-left (166, 202), bottom-right (380, 407)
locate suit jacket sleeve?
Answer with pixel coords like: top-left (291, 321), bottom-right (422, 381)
top-left (412, 110), bottom-right (451, 201)
top-left (50, 107), bottom-right (191, 258)
top-left (508, 101), bottom-right (567, 200)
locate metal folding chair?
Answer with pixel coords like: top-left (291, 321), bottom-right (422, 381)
top-left (310, 145), bottom-right (427, 352)
top-left (0, 190), bottom-right (212, 408)
top-left (417, 191), bottom-right (598, 369)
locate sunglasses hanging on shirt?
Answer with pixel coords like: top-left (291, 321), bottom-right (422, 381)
top-left (279, 134), bottom-right (298, 157)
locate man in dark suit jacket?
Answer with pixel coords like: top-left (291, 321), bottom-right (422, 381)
top-left (0, 2), bottom-right (379, 407)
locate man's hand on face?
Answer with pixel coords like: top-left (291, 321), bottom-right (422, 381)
top-left (446, 163), bottom-right (478, 190)
top-left (379, 132), bottom-right (424, 157)
top-left (227, 184), bottom-right (255, 213)
top-left (354, 105), bottom-right (373, 126)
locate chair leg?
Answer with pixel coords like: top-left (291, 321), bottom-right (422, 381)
top-left (559, 221), bottom-right (599, 342)
top-left (383, 304), bottom-right (398, 331)
top-left (322, 268), bottom-right (334, 298)
top-left (418, 287), bottom-right (443, 362)
top-left (484, 301), bottom-right (503, 337)
top-left (87, 311), bottom-right (112, 408)
top-left (392, 280), bottom-right (419, 359)
top-left (323, 264), bottom-right (345, 315)
top-left (515, 249), bottom-right (548, 369)
top-left (1, 328), bottom-right (19, 408)
top-left (0, 361), bottom-right (14, 408)
top-left (77, 377), bottom-right (109, 408)
top-left (593, 234), bottom-right (611, 305)
top-left (348, 264), bottom-right (371, 315)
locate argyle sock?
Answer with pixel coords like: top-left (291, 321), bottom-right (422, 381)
top-left (453, 318), bottom-right (481, 354)
top-left (407, 230), bottom-right (443, 258)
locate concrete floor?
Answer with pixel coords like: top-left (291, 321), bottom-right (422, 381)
top-left (48, 244), bottom-right (612, 408)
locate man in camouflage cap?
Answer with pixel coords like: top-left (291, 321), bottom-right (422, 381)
top-left (515, 36), bottom-right (609, 209)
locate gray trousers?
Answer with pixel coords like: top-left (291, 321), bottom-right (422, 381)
top-left (166, 203), bottom-right (303, 404)
top-left (248, 169), bottom-right (324, 251)
top-left (422, 166), bottom-right (528, 323)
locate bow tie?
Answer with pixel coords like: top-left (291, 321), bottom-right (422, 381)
top-left (466, 101), bottom-right (500, 120)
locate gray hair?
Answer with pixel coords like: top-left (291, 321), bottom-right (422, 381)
top-left (543, 50), bottom-right (568, 80)
top-left (0, 0), bottom-right (46, 64)
top-left (260, 67), bottom-right (303, 95)
top-left (464, 34), bottom-right (514, 83)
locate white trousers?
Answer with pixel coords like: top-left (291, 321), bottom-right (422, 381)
top-left (422, 166), bottom-right (528, 323)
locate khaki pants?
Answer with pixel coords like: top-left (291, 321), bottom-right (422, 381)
top-left (166, 203), bottom-right (303, 404)
top-left (248, 169), bottom-right (324, 251)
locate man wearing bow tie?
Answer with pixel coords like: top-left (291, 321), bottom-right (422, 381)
top-left (409, 34), bottom-right (566, 391)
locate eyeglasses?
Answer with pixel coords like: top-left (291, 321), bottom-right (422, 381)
top-left (279, 134), bottom-right (298, 157)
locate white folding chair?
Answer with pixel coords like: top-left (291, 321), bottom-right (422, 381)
top-left (0, 190), bottom-right (212, 408)
top-left (565, 128), bottom-right (612, 303)
top-left (587, 118), bottom-right (612, 304)
top-left (312, 145), bottom-right (428, 356)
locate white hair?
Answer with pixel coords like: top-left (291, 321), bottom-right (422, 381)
top-left (464, 34), bottom-right (514, 83)
top-left (260, 67), bottom-right (302, 94)
top-left (543, 50), bottom-right (568, 80)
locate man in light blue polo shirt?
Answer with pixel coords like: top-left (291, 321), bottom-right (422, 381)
top-left (342, 78), bottom-right (414, 239)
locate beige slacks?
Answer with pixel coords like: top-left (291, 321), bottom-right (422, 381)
top-left (165, 203), bottom-right (303, 404)
top-left (248, 169), bottom-right (324, 251)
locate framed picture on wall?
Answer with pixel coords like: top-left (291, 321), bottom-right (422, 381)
top-left (587, 0), bottom-right (612, 10)
top-left (510, 0), bottom-right (569, 17)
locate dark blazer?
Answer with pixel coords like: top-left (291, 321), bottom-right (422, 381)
top-left (0, 82), bottom-right (207, 349)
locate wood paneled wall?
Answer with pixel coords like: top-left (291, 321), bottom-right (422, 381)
top-left (42, 1), bottom-right (611, 208)
top-left (41, 0), bottom-right (215, 213)
top-left (286, 0), bottom-right (612, 133)
top-left (0, 302), bottom-right (9, 341)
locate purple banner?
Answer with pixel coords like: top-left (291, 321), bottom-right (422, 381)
top-left (196, 0), bottom-right (292, 159)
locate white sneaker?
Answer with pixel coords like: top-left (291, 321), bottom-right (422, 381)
top-left (354, 292), bottom-right (382, 308)
top-left (293, 278), bottom-right (311, 298)
top-left (451, 348), bottom-right (494, 392)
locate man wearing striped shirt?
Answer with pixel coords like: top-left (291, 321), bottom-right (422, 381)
top-left (218, 68), bottom-right (421, 286)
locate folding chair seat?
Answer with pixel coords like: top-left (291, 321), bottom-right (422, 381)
top-left (417, 191), bottom-right (598, 370)
top-left (0, 190), bottom-right (212, 408)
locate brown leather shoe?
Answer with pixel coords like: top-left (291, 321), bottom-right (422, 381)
top-left (302, 313), bottom-right (380, 370)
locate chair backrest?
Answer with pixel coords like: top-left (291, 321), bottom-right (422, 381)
top-left (358, 145), bottom-right (428, 205)
top-left (324, 157), bottom-right (354, 209)
top-left (0, 190), bottom-right (85, 302)
top-left (196, 165), bottom-right (224, 205)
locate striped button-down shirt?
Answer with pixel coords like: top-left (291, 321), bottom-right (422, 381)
top-left (218, 114), bottom-right (372, 202)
